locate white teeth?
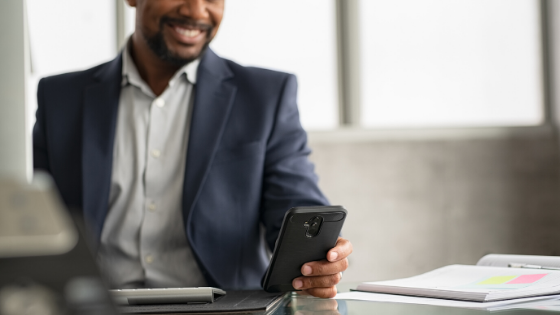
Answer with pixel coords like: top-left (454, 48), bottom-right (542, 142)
top-left (175, 27), bottom-right (201, 38)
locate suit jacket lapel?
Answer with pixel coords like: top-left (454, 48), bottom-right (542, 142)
top-left (82, 55), bottom-right (122, 242)
top-left (183, 49), bottom-right (237, 231)
top-left (80, 50), bottom-right (235, 242)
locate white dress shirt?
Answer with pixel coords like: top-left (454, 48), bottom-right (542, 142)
top-left (97, 42), bottom-right (207, 289)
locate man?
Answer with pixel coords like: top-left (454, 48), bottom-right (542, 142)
top-left (33, 0), bottom-right (351, 298)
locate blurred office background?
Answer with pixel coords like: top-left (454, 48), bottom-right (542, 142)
top-left (25, 0), bottom-right (560, 282)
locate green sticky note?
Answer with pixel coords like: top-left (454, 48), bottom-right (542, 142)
top-left (478, 276), bottom-right (518, 285)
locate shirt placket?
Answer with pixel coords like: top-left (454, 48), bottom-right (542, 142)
top-left (140, 93), bottom-right (168, 272)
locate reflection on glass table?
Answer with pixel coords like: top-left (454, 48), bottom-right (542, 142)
top-left (269, 283), bottom-right (560, 315)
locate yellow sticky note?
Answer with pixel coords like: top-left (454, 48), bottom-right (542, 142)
top-left (478, 276), bottom-right (518, 285)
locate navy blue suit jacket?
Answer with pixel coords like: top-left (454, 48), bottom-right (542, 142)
top-left (32, 49), bottom-right (328, 289)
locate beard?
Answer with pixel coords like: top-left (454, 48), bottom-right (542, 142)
top-left (143, 16), bottom-right (214, 66)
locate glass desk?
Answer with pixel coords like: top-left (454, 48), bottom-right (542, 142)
top-left (269, 283), bottom-right (560, 315)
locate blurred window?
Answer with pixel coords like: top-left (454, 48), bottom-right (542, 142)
top-left (25, 0), bottom-right (545, 131)
top-left (358, 0), bottom-right (544, 128)
top-left (26, 0), bottom-right (116, 127)
top-left (210, 0), bottom-right (339, 130)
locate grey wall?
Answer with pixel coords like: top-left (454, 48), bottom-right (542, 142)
top-left (308, 127), bottom-right (560, 283)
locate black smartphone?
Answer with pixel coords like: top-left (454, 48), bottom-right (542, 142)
top-left (262, 205), bottom-right (347, 292)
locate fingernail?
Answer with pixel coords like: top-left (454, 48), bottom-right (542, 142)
top-left (293, 279), bottom-right (303, 289)
top-left (302, 265), bottom-right (312, 275)
top-left (329, 252), bottom-right (338, 261)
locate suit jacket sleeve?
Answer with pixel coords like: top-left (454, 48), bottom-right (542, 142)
top-left (260, 74), bottom-right (329, 251)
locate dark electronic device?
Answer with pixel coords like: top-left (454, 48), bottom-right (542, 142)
top-left (262, 206), bottom-right (347, 292)
top-left (0, 177), bottom-right (118, 315)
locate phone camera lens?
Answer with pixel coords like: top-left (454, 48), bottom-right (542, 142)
top-left (304, 216), bottom-right (324, 238)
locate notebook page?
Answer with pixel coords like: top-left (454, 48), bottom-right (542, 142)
top-left (358, 265), bottom-right (560, 300)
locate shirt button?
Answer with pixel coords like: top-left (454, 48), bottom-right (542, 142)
top-left (145, 254), bottom-right (154, 264)
top-left (154, 98), bottom-right (165, 108)
top-left (151, 149), bottom-right (161, 158)
top-left (148, 203), bottom-right (156, 212)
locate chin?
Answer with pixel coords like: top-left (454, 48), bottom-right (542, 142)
top-left (167, 42), bottom-right (209, 62)
top-left (145, 30), bottom-right (210, 65)
top-left (179, 43), bottom-right (210, 60)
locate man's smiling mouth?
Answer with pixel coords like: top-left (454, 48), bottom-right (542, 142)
top-left (173, 25), bottom-right (203, 38)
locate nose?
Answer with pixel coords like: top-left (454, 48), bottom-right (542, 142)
top-left (179, 0), bottom-right (210, 21)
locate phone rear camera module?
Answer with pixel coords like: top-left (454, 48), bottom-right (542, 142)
top-left (303, 216), bottom-right (324, 238)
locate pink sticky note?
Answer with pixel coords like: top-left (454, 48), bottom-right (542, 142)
top-left (506, 274), bottom-right (547, 284)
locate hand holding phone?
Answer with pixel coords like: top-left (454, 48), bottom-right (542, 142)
top-left (292, 236), bottom-right (352, 298)
top-left (262, 206), bottom-right (348, 294)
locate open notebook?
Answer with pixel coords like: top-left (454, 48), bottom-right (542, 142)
top-left (357, 254), bottom-right (560, 302)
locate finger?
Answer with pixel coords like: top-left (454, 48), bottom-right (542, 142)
top-left (293, 273), bottom-right (342, 290)
top-left (327, 238), bottom-right (353, 262)
top-left (302, 286), bottom-right (338, 299)
top-left (301, 258), bottom-right (349, 276)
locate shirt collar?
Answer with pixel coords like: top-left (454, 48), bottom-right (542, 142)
top-left (121, 38), bottom-right (200, 91)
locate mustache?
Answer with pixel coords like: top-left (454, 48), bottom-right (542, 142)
top-left (160, 16), bottom-right (213, 33)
